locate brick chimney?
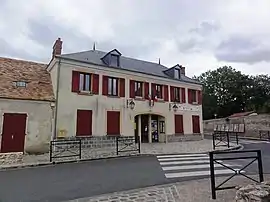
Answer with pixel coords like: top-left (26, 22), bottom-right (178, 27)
top-left (52, 38), bottom-right (62, 58)
top-left (180, 66), bottom-right (185, 75)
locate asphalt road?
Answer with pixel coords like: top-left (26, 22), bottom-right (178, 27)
top-left (0, 156), bottom-right (169, 202)
top-left (0, 140), bottom-right (269, 202)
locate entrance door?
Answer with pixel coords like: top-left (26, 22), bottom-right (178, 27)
top-left (151, 115), bottom-right (159, 142)
top-left (192, 115), bottom-right (200, 134)
top-left (141, 115), bottom-right (149, 143)
top-left (1, 113), bottom-right (27, 153)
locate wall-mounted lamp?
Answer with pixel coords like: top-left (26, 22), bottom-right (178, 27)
top-left (127, 99), bottom-right (135, 110)
top-left (169, 103), bottom-right (178, 112)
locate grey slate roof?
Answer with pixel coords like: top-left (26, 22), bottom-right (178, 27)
top-left (59, 49), bottom-right (201, 85)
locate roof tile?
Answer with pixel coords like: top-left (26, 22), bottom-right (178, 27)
top-left (0, 57), bottom-right (55, 101)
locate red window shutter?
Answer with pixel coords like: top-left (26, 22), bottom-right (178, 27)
top-left (107, 111), bottom-right (120, 135)
top-left (130, 80), bottom-right (135, 98)
top-left (72, 71), bottom-right (79, 92)
top-left (181, 88), bottom-right (186, 103)
top-left (144, 82), bottom-right (149, 99)
top-left (92, 74), bottom-right (99, 94)
top-left (151, 83), bottom-right (156, 98)
top-left (170, 86), bottom-right (175, 102)
top-left (174, 115), bottom-right (183, 134)
top-left (164, 85), bottom-right (169, 101)
top-left (120, 78), bottom-right (125, 97)
top-left (188, 89), bottom-right (192, 104)
top-left (198, 90), bottom-right (202, 104)
top-left (102, 75), bottom-right (108, 95)
top-left (76, 110), bottom-right (92, 136)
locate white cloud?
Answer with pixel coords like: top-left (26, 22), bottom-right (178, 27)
top-left (0, 0), bottom-right (270, 76)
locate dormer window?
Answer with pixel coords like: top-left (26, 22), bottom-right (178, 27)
top-left (111, 54), bottom-right (120, 67)
top-left (174, 69), bottom-right (180, 79)
top-left (13, 81), bottom-right (27, 87)
top-left (101, 49), bottom-right (121, 67)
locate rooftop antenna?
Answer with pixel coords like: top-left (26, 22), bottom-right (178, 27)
top-left (93, 42), bottom-right (96, 51)
top-left (158, 58), bottom-right (161, 65)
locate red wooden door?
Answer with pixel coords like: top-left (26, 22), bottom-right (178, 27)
top-left (174, 115), bottom-right (184, 134)
top-left (1, 113), bottom-right (27, 153)
top-left (192, 115), bottom-right (200, 133)
top-left (76, 110), bottom-right (92, 136)
top-left (107, 111), bottom-right (120, 135)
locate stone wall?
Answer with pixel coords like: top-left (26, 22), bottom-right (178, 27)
top-left (204, 114), bottom-right (270, 137)
top-left (52, 136), bottom-right (137, 150)
top-left (167, 134), bottom-right (203, 142)
top-left (235, 181), bottom-right (270, 201)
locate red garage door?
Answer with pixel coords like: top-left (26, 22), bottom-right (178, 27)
top-left (174, 114), bottom-right (184, 134)
top-left (107, 111), bottom-right (120, 135)
top-left (76, 110), bottom-right (92, 136)
top-left (1, 113), bottom-right (27, 153)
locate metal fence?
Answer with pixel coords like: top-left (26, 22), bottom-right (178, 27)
top-left (50, 138), bottom-right (82, 162)
top-left (49, 136), bottom-right (140, 163)
top-left (116, 136), bottom-right (140, 155)
top-left (209, 149), bottom-right (264, 199)
top-left (212, 124), bottom-right (245, 150)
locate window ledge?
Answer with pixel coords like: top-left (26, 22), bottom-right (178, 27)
top-left (78, 91), bottom-right (94, 96)
top-left (135, 97), bottom-right (145, 101)
top-left (156, 99), bottom-right (165, 102)
top-left (107, 95), bottom-right (121, 98)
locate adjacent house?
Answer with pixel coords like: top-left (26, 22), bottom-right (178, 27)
top-left (0, 57), bottom-right (55, 153)
top-left (48, 38), bottom-right (203, 143)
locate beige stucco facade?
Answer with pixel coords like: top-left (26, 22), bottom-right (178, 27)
top-left (48, 58), bottom-right (203, 142)
top-left (0, 99), bottom-right (54, 153)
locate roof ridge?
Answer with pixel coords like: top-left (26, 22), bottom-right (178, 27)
top-left (0, 57), bottom-right (46, 66)
top-left (62, 49), bottom-right (169, 69)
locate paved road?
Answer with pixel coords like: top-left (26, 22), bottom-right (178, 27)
top-left (0, 156), bottom-right (168, 202)
top-left (0, 139), bottom-right (269, 202)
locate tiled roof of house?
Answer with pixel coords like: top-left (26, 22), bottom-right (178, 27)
top-left (0, 57), bottom-right (55, 102)
top-left (60, 50), bottom-right (201, 85)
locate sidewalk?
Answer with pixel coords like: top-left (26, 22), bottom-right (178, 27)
top-left (0, 139), bottom-right (241, 170)
top-left (67, 174), bottom-right (270, 202)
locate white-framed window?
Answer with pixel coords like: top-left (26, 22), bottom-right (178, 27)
top-left (108, 77), bottom-right (118, 96)
top-left (79, 73), bottom-right (91, 92)
top-left (135, 81), bottom-right (143, 97)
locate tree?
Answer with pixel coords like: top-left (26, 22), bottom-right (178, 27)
top-left (195, 66), bottom-right (255, 119)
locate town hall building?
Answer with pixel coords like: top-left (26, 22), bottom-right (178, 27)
top-left (47, 38), bottom-right (203, 143)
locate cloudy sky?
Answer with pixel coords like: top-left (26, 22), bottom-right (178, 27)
top-left (0, 0), bottom-right (270, 77)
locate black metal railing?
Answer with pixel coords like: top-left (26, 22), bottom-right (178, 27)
top-left (212, 132), bottom-right (230, 150)
top-left (116, 136), bottom-right (140, 155)
top-left (50, 139), bottom-right (82, 162)
top-left (212, 123), bottom-right (245, 150)
top-left (259, 130), bottom-right (270, 141)
top-left (209, 149), bottom-right (264, 199)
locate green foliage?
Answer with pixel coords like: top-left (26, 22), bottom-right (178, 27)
top-left (195, 66), bottom-right (270, 119)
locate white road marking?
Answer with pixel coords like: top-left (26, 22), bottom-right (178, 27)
top-left (165, 169), bottom-right (245, 178)
top-left (162, 164), bottom-right (240, 171)
top-left (156, 153), bottom-right (208, 158)
top-left (158, 156), bottom-right (209, 161)
top-left (160, 160), bottom-right (210, 166)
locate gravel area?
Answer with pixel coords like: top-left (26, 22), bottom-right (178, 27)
top-left (0, 139), bottom-right (240, 169)
top-left (66, 174), bottom-right (270, 202)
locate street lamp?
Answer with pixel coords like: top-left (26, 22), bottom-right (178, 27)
top-left (127, 99), bottom-right (135, 110)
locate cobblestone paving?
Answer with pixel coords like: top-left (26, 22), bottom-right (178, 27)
top-left (67, 184), bottom-right (181, 202)
top-left (67, 175), bottom-right (270, 202)
top-left (0, 139), bottom-right (239, 169)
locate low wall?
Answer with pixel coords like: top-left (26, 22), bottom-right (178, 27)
top-left (204, 114), bottom-right (270, 137)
